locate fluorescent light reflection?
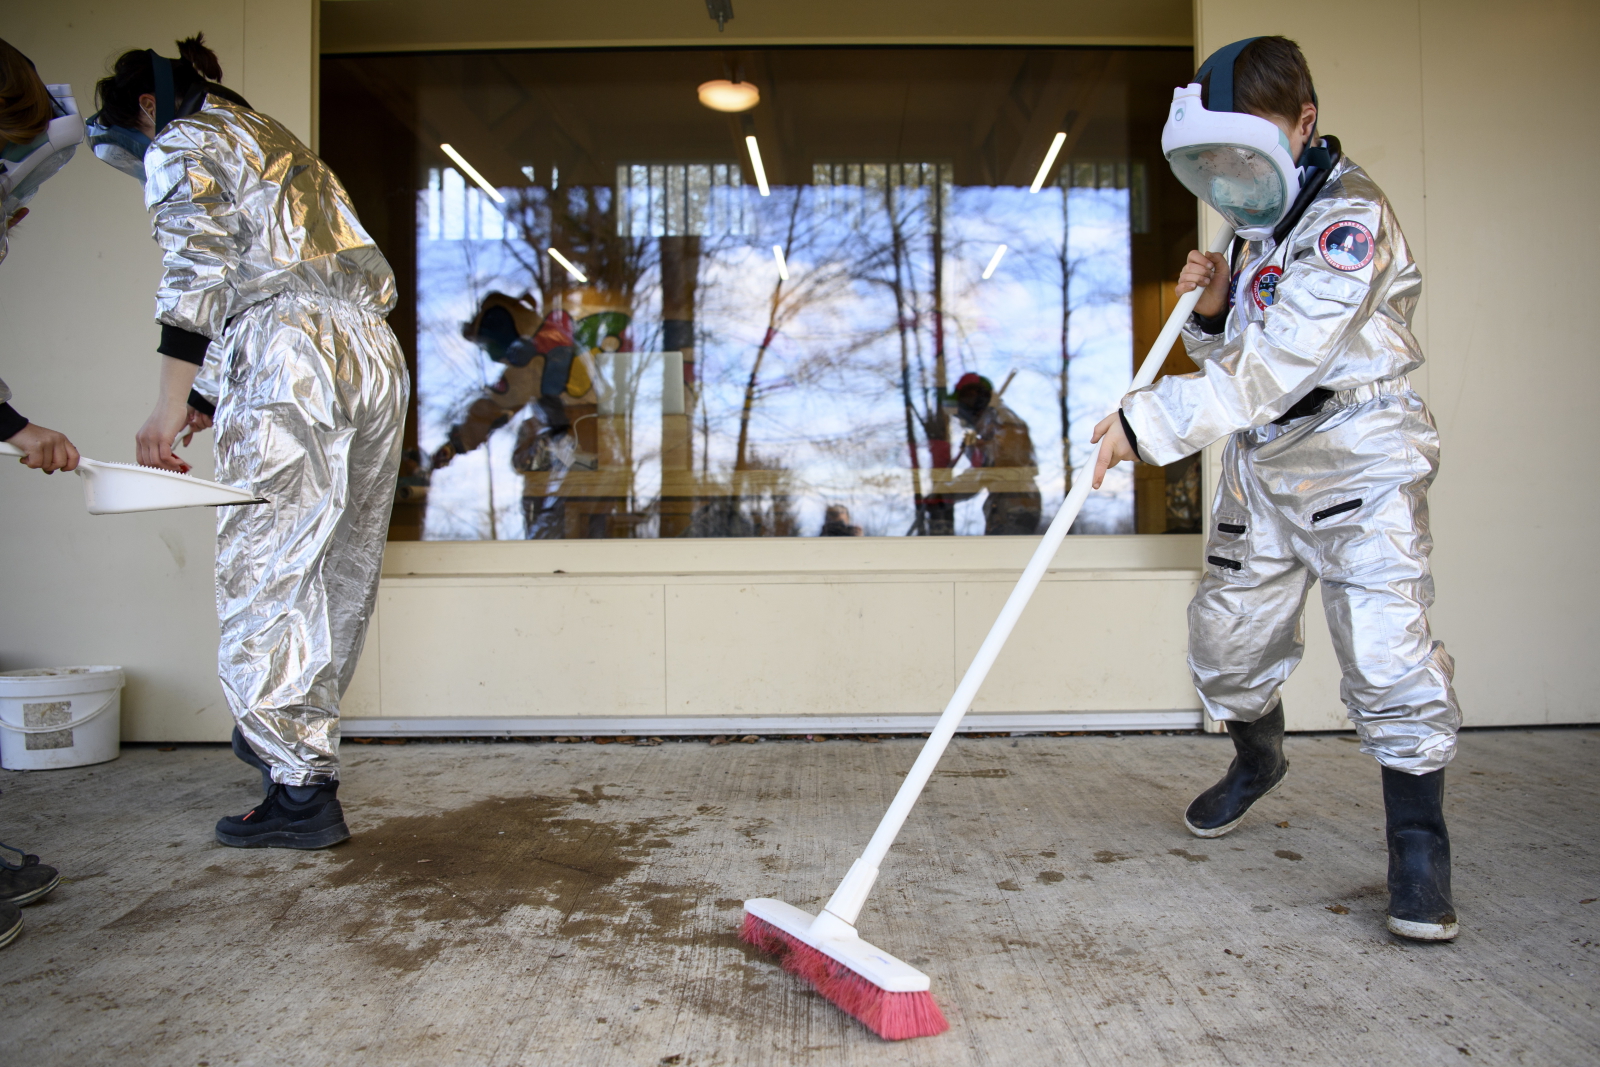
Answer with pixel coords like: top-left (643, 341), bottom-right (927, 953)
top-left (548, 247), bottom-right (588, 283)
top-left (981, 244), bottom-right (1008, 279)
top-left (1029, 131), bottom-right (1067, 194)
top-left (772, 244), bottom-right (789, 280)
top-left (439, 143), bottom-right (506, 204)
top-left (745, 135), bottom-right (771, 196)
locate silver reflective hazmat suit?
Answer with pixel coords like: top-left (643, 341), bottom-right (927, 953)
top-left (146, 97), bottom-right (408, 785)
top-left (1121, 154), bottom-right (1459, 774)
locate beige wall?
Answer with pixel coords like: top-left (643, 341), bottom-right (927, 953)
top-left (0, 2), bottom-right (316, 741)
top-left (3, 0), bottom-right (1593, 740)
top-left (318, 0), bottom-right (1192, 51)
top-left (1197, 0), bottom-right (1600, 730)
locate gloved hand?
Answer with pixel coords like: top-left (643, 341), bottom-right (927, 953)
top-left (4, 422), bottom-right (79, 473)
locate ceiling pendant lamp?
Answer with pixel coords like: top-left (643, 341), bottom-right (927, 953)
top-left (698, 79), bottom-right (760, 113)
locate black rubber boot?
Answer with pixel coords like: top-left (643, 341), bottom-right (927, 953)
top-left (232, 726), bottom-right (274, 795)
top-left (215, 781), bottom-right (350, 850)
top-left (0, 900), bottom-right (20, 950)
top-left (1184, 703), bottom-right (1289, 837)
top-left (1382, 766), bottom-right (1458, 941)
top-left (0, 842), bottom-right (60, 906)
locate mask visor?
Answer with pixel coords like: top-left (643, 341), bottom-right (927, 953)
top-left (0, 85), bottom-right (86, 215)
top-left (86, 120), bottom-right (153, 183)
top-left (1167, 144), bottom-right (1289, 234)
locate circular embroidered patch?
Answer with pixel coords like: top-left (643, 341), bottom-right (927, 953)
top-left (1252, 265), bottom-right (1283, 309)
top-left (1319, 220), bottom-right (1375, 271)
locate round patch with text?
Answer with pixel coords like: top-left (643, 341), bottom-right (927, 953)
top-left (1318, 220), bottom-right (1375, 272)
top-left (1252, 265), bottom-right (1284, 309)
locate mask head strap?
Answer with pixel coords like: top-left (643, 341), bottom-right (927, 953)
top-left (1200, 37), bottom-right (1322, 141)
top-left (1298, 139), bottom-right (1333, 170)
top-left (1196, 37), bottom-right (1259, 114)
top-left (148, 51), bottom-right (176, 134)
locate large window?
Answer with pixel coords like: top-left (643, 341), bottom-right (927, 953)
top-left (320, 48), bottom-right (1200, 541)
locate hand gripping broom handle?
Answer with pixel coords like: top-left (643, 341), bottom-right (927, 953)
top-left (818, 224), bottom-right (1236, 929)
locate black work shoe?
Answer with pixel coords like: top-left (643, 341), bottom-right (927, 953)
top-left (232, 726), bottom-right (274, 795)
top-left (0, 843), bottom-right (60, 906)
top-left (215, 782), bottom-right (350, 850)
top-left (0, 900), bottom-right (20, 950)
top-left (1382, 766), bottom-right (1458, 941)
top-left (1184, 703), bottom-right (1289, 838)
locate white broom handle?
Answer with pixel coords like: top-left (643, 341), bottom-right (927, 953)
top-left (822, 224), bottom-right (1236, 926)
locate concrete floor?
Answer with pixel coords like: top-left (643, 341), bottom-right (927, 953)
top-left (1, 730), bottom-right (1596, 1067)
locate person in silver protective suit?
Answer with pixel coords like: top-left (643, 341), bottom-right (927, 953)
top-left (89, 36), bottom-right (408, 850)
top-left (0, 37), bottom-right (86, 949)
top-left (1091, 37), bottom-right (1461, 941)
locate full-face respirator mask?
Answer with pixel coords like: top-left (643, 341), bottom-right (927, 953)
top-left (1161, 38), bottom-right (1329, 242)
top-left (1, 83), bottom-right (85, 222)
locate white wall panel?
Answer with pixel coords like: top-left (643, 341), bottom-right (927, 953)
top-left (375, 582), bottom-right (665, 718)
top-left (664, 582), bottom-right (954, 718)
top-left (957, 577), bottom-right (1199, 711)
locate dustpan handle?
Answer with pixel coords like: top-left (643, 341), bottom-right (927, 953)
top-left (821, 225), bottom-right (1236, 927)
top-left (0, 440), bottom-right (98, 467)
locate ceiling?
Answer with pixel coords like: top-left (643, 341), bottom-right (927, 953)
top-left (320, 0), bottom-right (1193, 54)
top-left (327, 48), bottom-right (1194, 192)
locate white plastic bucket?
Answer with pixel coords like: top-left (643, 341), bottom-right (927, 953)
top-left (0, 667), bottom-right (124, 770)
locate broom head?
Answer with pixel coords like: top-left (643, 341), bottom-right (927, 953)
top-left (741, 898), bottom-right (949, 1040)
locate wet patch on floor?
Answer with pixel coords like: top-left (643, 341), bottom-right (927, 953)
top-left (325, 791), bottom-right (711, 970)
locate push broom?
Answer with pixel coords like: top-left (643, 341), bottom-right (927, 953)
top-left (741, 224), bottom-right (1237, 1040)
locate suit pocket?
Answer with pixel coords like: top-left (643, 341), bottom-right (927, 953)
top-left (1188, 603), bottom-right (1268, 672)
top-left (1309, 497), bottom-right (1385, 578)
top-left (1204, 514), bottom-right (1251, 581)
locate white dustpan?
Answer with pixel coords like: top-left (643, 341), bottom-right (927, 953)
top-left (1, 441), bottom-right (265, 514)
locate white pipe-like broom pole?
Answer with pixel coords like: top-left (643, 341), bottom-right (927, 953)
top-left (819, 224), bottom-right (1236, 928)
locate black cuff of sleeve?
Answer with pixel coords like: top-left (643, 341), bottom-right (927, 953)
top-left (1191, 308), bottom-right (1228, 335)
top-left (157, 323), bottom-right (211, 366)
top-left (1118, 409), bottom-right (1141, 462)
top-left (187, 390), bottom-right (216, 418)
top-left (0, 403), bottom-right (29, 441)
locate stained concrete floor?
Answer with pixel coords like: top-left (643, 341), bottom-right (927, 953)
top-left (1, 729), bottom-right (1596, 1067)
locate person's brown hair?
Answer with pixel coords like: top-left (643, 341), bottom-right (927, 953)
top-left (0, 38), bottom-right (53, 147)
top-left (1204, 36), bottom-right (1317, 124)
top-left (94, 34), bottom-right (224, 129)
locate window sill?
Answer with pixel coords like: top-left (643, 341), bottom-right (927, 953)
top-left (381, 533), bottom-right (1204, 579)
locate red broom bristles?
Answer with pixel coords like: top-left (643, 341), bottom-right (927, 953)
top-left (740, 912), bottom-right (950, 1040)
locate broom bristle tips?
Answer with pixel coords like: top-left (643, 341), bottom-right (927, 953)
top-left (740, 912), bottom-right (950, 1040)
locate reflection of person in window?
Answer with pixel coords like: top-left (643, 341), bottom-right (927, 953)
top-left (941, 372), bottom-right (1041, 535)
top-left (429, 291), bottom-right (599, 538)
top-left (820, 504), bottom-right (863, 536)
